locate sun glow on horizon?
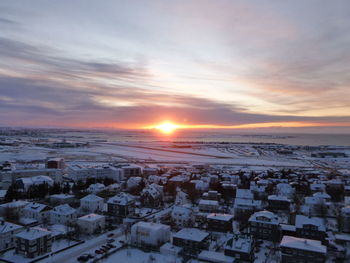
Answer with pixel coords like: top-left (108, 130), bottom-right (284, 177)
top-left (154, 122), bottom-right (180, 134)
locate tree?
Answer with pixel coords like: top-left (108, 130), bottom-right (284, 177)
top-left (49, 182), bottom-right (61, 195)
top-left (4, 184), bottom-right (20, 202)
top-left (62, 182), bottom-right (70, 194)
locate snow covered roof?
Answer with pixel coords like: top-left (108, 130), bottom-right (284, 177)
top-left (52, 204), bottom-right (76, 215)
top-left (225, 235), bottom-right (252, 253)
top-left (280, 224), bottom-right (296, 232)
top-left (0, 221), bottom-right (23, 234)
top-left (280, 235), bottom-right (327, 254)
top-left (295, 215), bottom-right (326, 231)
top-left (15, 227), bottom-right (51, 240)
top-left (50, 194), bottom-right (74, 200)
top-left (133, 221), bottom-right (170, 233)
top-left (268, 195), bottom-right (291, 202)
top-left (0, 200), bottom-right (29, 209)
top-left (23, 202), bottom-right (51, 213)
top-left (199, 199), bottom-right (219, 206)
top-left (312, 192), bottom-right (330, 199)
top-left (234, 198), bottom-right (262, 208)
top-left (249, 210), bottom-right (279, 224)
top-left (236, 189), bottom-right (253, 199)
top-left (207, 213), bottom-right (233, 222)
top-left (81, 194), bottom-right (103, 202)
top-left (78, 213), bottom-right (105, 222)
top-left (341, 206), bottom-right (350, 214)
top-left (108, 192), bottom-right (135, 205)
top-left (173, 228), bottom-right (209, 242)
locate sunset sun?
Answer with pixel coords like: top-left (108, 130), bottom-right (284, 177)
top-left (155, 122), bottom-right (179, 134)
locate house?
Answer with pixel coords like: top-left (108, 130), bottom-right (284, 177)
top-left (173, 228), bottom-right (209, 254)
top-left (249, 210), bottom-right (281, 242)
top-left (22, 202), bottom-right (52, 223)
top-left (280, 235), bottom-right (327, 263)
top-left (276, 183), bottom-right (295, 199)
top-left (198, 250), bottom-right (235, 263)
top-left (0, 201), bottom-right (29, 218)
top-left (235, 189), bottom-right (254, 200)
top-left (80, 194), bottom-right (104, 213)
top-left (50, 204), bottom-right (77, 225)
top-left (0, 221), bottom-right (24, 250)
top-left (233, 198), bottom-right (262, 218)
top-left (224, 234), bottom-right (254, 262)
top-left (171, 205), bottom-right (192, 228)
top-left (50, 194), bottom-right (75, 205)
top-left (202, 191), bottom-right (221, 201)
top-left (199, 199), bottom-right (219, 213)
top-left (268, 195), bottom-right (291, 211)
top-left (107, 192), bottom-right (135, 218)
top-left (15, 227), bottom-right (52, 258)
top-left (77, 213), bottom-right (105, 234)
top-left (130, 222), bottom-right (170, 248)
top-left (15, 176), bottom-right (54, 191)
top-left (304, 196), bottom-right (328, 217)
top-left (87, 183), bottom-right (105, 194)
top-left (46, 158), bottom-right (65, 169)
top-left (295, 215), bottom-right (326, 242)
top-left (310, 183), bottom-right (326, 194)
top-left (207, 213), bottom-right (233, 232)
top-left (140, 184), bottom-right (163, 208)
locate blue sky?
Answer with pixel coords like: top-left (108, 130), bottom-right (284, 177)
top-left (1, 0), bottom-right (350, 130)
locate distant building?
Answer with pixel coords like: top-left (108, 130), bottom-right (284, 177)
top-left (268, 195), bottom-right (291, 211)
top-left (15, 227), bottom-right (52, 258)
top-left (224, 234), bottom-right (254, 262)
top-left (131, 222), bottom-right (170, 248)
top-left (50, 194), bottom-right (75, 205)
top-left (50, 204), bottom-right (77, 225)
top-left (107, 192), bottom-right (135, 218)
top-left (77, 213), bottom-right (105, 234)
top-left (46, 158), bottom-right (65, 169)
top-left (295, 215), bottom-right (326, 242)
top-left (22, 202), bottom-right (52, 223)
top-left (249, 210), bottom-right (281, 242)
top-left (87, 183), bottom-right (105, 194)
top-left (207, 213), bottom-right (233, 232)
top-left (199, 199), bottom-right (219, 213)
top-left (0, 221), bottom-right (24, 250)
top-left (172, 228), bottom-right (209, 254)
top-left (280, 235), bottom-right (327, 263)
top-left (140, 184), bottom-right (163, 208)
top-left (171, 206), bottom-right (192, 228)
top-left (15, 176), bottom-right (54, 191)
top-left (80, 194), bottom-right (104, 214)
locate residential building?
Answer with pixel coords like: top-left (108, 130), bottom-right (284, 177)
top-left (0, 221), bottom-right (24, 250)
top-left (249, 210), bottom-right (281, 242)
top-left (224, 234), bottom-right (254, 262)
top-left (15, 227), bottom-right (52, 258)
top-left (80, 194), bottom-right (104, 213)
top-left (107, 192), bottom-right (135, 218)
top-left (172, 228), bottom-right (209, 254)
top-left (131, 222), bottom-right (170, 248)
top-left (280, 235), bottom-right (327, 263)
top-left (22, 202), bottom-right (51, 223)
top-left (207, 213), bottom-right (233, 232)
top-left (295, 215), bottom-right (326, 242)
top-left (50, 204), bottom-right (77, 225)
top-left (77, 214), bottom-right (105, 234)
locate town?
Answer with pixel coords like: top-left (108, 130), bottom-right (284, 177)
top-left (0, 129), bottom-right (349, 263)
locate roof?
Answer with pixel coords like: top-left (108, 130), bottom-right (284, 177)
top-left (23, 202), bottom-right (51, 213)
top-left (15, 227), bottom-right (51, 240)
top-left (173, 228), bottom-right (209, 242)
top-left (225, 235), bottom-right (252, 253)
top-left (280, 235), bottom-right (327, 254)
top-left (108, 192), bottom-right (135, 205)
top-left (199, 199), bottom-right (219, 206)
top-left (236, 189), bottom-right (253, 199)
top-left (295, 215), bottom-right (326, 231)
top-left (268, 195), bottom-right (291, 202)
top-left (249, 210), bottom-right (279, 224)
top-left (78, 213), bottom-right (105, 222)
top-left (50, 194), bottom-right (74, 199)
top-left (52, 204), bottom-right (76, 215)
top-left (81, 194), bottom-right (103, 202)
top-left (207, 213), bottom-right (233, 221)
top-left (0, 221), bottom-right (23, 234)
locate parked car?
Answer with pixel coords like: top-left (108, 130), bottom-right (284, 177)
top-left (107, 238), bottom-right (115, 243)
top-left (108, 244), bottom-right (116, 248)
top-left (95, 250), bottom-right (102, 254)
top-left (77, 255), bottom-right (88, 262)
top-left (107, 233), bottom-right (114, 237)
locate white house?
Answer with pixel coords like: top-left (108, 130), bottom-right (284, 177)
top-left (77, 213), bottom-right (105, 234)
top-left (171, 205), bottom-right (192, 228)
top-left (50, 204), bottom-right (77, 225)
top-left (22, 202), bottom-right (52, 223)
top-left (131, 221), bottom-right (171, 247)
top-left (80, 194), bottom-right (104, 213)
top-left (87, 183), bottom-right (106, 194)
top-left (15, 176), bottom-right (54, 191)
top-left (0, 221), bottom-right (24, 250)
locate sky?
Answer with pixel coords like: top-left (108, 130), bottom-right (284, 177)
top-left (1, 0), bottom-right (350, 132)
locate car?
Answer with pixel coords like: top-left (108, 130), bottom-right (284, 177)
top-left (102, 245), bottom-right (109, 250)
top-left (107, 238), bottom-right (115, 243)
top-left (107, 233), bottom-right (114, 237)
top-left (119, 240), bottom-right (125, 244)
top-left (77, 255), bottom-right (88, 262)
top-left (95, 250), bottom-right (102, 254)
top-left (109, 244), bottom-right (116, 248)
top-left (99, 248), bottom-right (107, 252)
